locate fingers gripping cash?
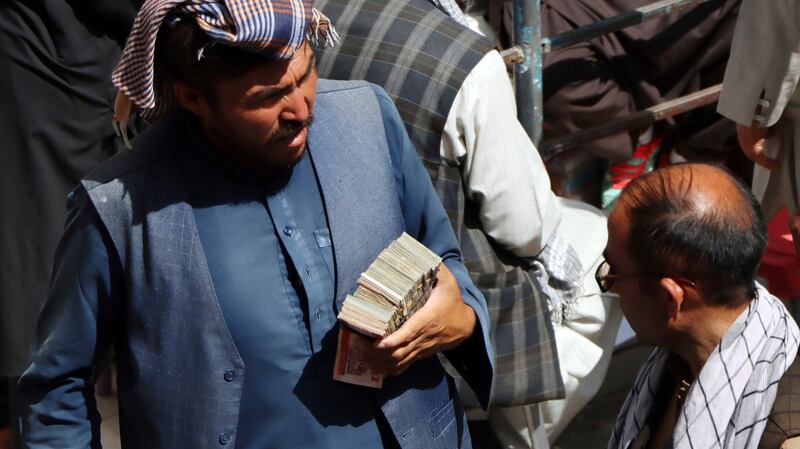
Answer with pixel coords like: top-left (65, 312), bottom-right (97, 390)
top-left (334, 233), bottom-right (474, 387)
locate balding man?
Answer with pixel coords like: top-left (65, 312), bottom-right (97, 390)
top-left (603, 164), bottom-right (800, 449)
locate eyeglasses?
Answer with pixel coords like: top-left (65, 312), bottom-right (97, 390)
top-left (594, 259), bottom-right (697, 293)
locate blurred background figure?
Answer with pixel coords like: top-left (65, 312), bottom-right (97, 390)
top-left (718, 0), bottom-right (800, 304)
top-left (0, 0), bottom-right (140, 445)
top-left (473, 0), bottom-right (743, 209)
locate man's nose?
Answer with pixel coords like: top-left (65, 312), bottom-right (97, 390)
top-left (280, 89), bottom-right (311, 123)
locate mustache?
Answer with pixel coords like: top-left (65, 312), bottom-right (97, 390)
top-left (268, 114), bottom-right (314, 143)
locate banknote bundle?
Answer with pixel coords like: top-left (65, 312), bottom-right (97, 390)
top-left (338, 232), bottom-right (441, 338)
top-left (334, 233), bottom-right (441, 388)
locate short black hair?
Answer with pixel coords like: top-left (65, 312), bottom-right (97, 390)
top-left (154, 16), bottom-right (278, 101)
top-left (620, 164), bottom-right (767, 306)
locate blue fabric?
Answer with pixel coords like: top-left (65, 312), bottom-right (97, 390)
top-left (17, 82), bottom-right (491, 448)
top-left (184, 126), bottom-right (383, 448)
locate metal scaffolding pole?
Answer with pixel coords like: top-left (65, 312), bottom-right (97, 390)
top-left (510, 0), bottom-right (720, 158)
top-left (541, 84), bottom-right (722, 159)
top-left (513, 0), bottom-right (543, 147)
top-left (540, 0), bottom-right (715, 54)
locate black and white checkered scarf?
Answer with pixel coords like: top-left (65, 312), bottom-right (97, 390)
top-left (111, 0), bottom-right (339, 147)
top-left (428, 0), bottom-right (470, 26)
top-left (608, 283), bottom-right (799, 449)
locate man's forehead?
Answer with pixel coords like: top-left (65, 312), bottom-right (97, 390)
top-left (607, 204), bottom-right (628, 236)
top-left (605, 204), bottom-right (632, 262)
top-left (216, 45), bottom-right (313, 93)
top-left (244, 48), bottom-right (315, 91)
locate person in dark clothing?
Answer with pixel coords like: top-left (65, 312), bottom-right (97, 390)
top-left (483, 0), bottom-right (742, 204)
top-left (0, 382), bottom-right (9, 449)
top-left (0, 0), bottom-right (140, 443)
top-left (541, 0), bottom-right (743, 207)
top-left (539, 0), bottom-right (740, 162)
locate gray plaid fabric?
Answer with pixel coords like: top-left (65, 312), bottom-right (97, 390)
top-left (609, 283), bottom-right (800, 449)
top-left (315, 0), bottom-right (565, 407)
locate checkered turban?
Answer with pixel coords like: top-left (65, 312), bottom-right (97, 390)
top-left (112, 0), bottom-right (338, 126)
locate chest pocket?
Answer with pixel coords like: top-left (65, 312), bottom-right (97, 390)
top-left (313, 228), bottom-right (335, 282)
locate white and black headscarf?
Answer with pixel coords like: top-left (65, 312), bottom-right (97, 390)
top-left (609, 282), bottom-right (800, 449)
top-left (110, 0), bottom-right (339, 147)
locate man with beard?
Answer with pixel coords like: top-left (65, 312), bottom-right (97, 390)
top-left (15, 1), bottom-right (493, 448)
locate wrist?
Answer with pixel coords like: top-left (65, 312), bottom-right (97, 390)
top-left (457, 303), bottom-right (477, 340)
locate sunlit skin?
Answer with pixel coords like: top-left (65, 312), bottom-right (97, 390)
top-left (605, 164), bottom-right (753, 377)
top-left (605, 206), bottom-right (672, 348)
top-left (173, 43), bottom-right (318, 176)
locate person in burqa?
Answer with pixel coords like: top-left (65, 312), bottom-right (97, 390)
top-left (0, 0), bottom-right (141, 446)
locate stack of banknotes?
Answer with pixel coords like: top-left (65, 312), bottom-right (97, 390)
top-left (334, 232), bottom-right (441, 387)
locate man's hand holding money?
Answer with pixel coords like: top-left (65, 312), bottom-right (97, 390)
top-left (359, 264), bottom-right (477, 376)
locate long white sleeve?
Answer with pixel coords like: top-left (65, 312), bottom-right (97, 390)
top-left (440, 50), bottom-right (561, 258)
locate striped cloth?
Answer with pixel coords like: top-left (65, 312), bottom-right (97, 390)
top-left (315, 0), bottom-right (566, 408)
top-left (609, 283), bottom-right (800, 449)
top-left (428, 0), bottom-right (470, 27)
top-left (112, 0), bottom-right (338, 123)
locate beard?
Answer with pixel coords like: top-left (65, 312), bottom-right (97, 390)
top-left (206, 114), bottom-right (315, 176)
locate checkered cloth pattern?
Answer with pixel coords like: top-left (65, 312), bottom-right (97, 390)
top-left (112, 0), bottom-right (338, 121)
top-left (428, 0), bottom-right (470, 27)
top-left (316, 0), bottom-right (565, 408)
top-left (609, 283), bottom-right (800, 449)
top-left (533, 231), bottom-right (584, 327)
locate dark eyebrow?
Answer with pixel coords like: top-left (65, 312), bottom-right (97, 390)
top-left (245, 53), bottom-right (316, 104)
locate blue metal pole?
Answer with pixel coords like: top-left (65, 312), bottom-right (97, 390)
top-left (513, 0), bottom-right (543, 149)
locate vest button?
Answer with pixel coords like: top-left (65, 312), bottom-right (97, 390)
top-left (219, 432), bottom-right (230, 445)
top-left (224, 370), bottom-right (235, 382)
top-left (283, 226), bottom-right (293, 237)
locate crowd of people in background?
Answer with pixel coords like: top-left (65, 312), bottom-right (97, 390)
top-left (0, 0), bottom-right (798, 448)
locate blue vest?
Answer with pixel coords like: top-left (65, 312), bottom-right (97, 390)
top-left (81, 80), bottom-right (471, 449)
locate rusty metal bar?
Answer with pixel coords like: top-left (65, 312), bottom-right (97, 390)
top-left (513, 0), bottom-right (543, 146)
top-left (541, 84), bottom-right (722, 160)
top-left (540, 0), bottom-right (715, 54)
top-left (500, 46), bottom-right (525, 65)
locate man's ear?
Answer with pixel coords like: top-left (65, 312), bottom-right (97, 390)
top-left (172, 81), bottom-right (210, 117)
top-left (659, 277), bottom-right (685, 322)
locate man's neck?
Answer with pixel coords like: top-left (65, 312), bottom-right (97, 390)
top-left (670, 301), bottom-right (750, 378)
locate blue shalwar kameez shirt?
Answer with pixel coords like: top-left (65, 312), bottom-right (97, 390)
top-left (18, 92), bottom-right (488, 448)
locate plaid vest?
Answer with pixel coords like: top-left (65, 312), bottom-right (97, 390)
top-left (316, 0), bottom-right (565, 406)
